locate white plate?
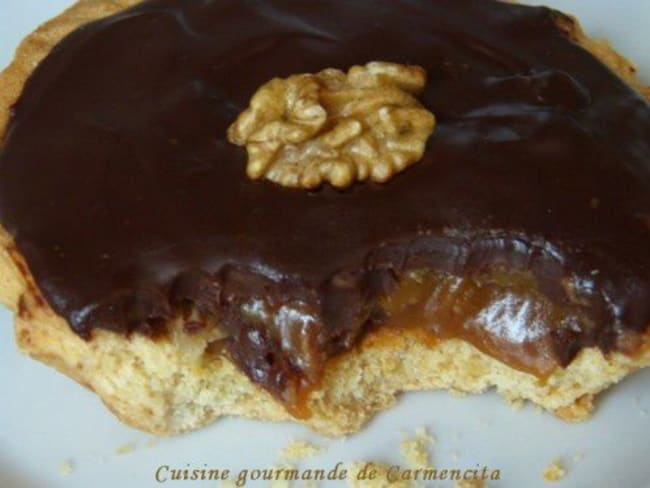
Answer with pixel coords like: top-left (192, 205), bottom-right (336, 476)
top-left (1, 1), bottom-right (649, 487)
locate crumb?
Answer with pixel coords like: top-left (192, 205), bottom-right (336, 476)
top-left (115, 442), bottom-right (137, 455)
top-left (454, 480), bottom-right (486, 488)
top-left (347, 462), bottom-right (412, 487)
top-left (146, 438), bottom-right (159, 448)
top-left (543, 460), bottom-right (566, 482)
top-left (59, 460), bottom-right (74, 476)
top-left (509, 398), bottom-right (525, 411)
top-left (269, 464), bottom-right (299, 488)
top-left (573, 453), bottom-right (584, 463)
top-left (400, 428), bottom-right (433, 468)
top-left (269, 479), bottom-right (290, 488)
top-left (279, 439), bottom-right (326, 461)
top-left (414, 427), bottom-right (435, 444)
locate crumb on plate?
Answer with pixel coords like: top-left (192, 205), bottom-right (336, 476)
top-left (543, 460), bottom-right (566, 482)
top-left (279, 439), bottom-right (326, 461)
top-left (347, 462), bottom-right (412, 487)
top-left (400, 427), bottom-right (433, 468)
top-left (115, 442), bottom-right (137, 455)
top-left (59, 460), bottom-right (74, 476)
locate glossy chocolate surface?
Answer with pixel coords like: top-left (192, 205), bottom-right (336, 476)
top-left (1, 0), bottom-right (649, 402)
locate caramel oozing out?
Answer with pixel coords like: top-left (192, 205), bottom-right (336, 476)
top-left (381, 270), bottom-right (570, 378)
top-left (282, 270), bottom-right (593, 416)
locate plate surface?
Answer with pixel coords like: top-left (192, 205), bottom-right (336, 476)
top-left (1, 1), bottom-right (649, 487)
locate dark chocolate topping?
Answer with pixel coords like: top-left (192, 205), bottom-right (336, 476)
top-left (1, 0), bottom-right (649, 401)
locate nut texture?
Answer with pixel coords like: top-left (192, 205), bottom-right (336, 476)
top-left (227, 62), bottom-right (436, 188)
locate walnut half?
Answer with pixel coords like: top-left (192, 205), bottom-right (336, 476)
top-left (227, 62), bottom-right (436, 189)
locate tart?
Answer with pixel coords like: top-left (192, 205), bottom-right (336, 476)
top-left (0, 0), bottom-right (649, 435)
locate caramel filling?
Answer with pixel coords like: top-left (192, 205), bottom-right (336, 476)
top-left (382, 270), bottom-right (578, 378)
top-left (230, 268), bottom-right (598, 416)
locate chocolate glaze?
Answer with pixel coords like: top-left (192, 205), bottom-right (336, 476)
top-left (1, 0), bottom-right (650, 402)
